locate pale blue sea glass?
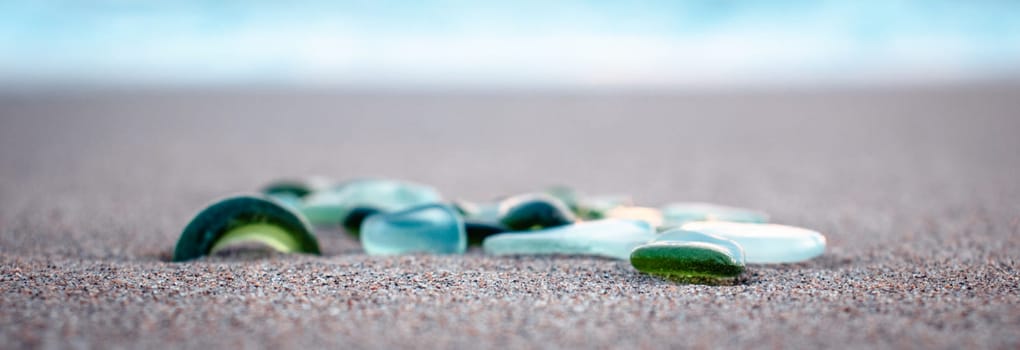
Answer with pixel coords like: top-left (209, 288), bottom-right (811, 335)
top-left (360, 203), bottom-right (466, 255)
top-left (680, 221), bottom-right (826, 263)
top-left (661, 202), bottom-right (769, 225)
top-left (654, 229), bottom-right (746, 265)
top-left (483, 219), bottom-right (655, 260)
top-left (300, 179), bottom-right (442, 225)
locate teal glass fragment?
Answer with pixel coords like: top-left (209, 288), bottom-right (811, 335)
top-left (483, 219), bottom-right (654, 260)
top-left (360, 203), bottom-right (466, 255)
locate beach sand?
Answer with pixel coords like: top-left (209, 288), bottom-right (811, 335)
top-left (1, 85), bottom-right (1018, 349)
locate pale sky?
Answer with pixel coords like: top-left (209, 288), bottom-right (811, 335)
top-left (2, 1), bottom-right (1019, 89)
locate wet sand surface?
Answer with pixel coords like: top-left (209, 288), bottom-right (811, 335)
top-left (1, 86), bottom-right (1019, 349)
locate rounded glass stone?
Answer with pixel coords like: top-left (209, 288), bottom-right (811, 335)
top-left (681, 221), bottom-right (826, 263)
top-left (498, 193), bottom-right (577, 231)
top-left (301, 179), bottom-right (442, 226)
top-left (173, 195), bottom-right (321, 262)
top-left (661, 202), bottom-right (769, 225)
top-left (360, 203), bottom-right (466, 255)
top-left (483, 219), bottom-right (654, 260)
top-left (630, 241), bottom-right (745, 279)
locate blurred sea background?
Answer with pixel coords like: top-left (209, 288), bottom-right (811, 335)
top-left (2, 0), bottom-right (1020, 91)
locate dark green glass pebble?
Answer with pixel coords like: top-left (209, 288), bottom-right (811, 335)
top-left (498, 193), bottom-right (577, 231)
top-left (341, 206), bottom-right (383, 237)
top-left (173, 195), bottom-right (321, 262)
top-left (629, 242), bottom-right (744, 279)
top-left (465, 221), bottom-right (509, 245)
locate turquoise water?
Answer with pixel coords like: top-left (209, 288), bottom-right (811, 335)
top-left (2, 1), bottom-right (1019, 88)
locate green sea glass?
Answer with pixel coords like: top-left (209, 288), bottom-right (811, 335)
top-left (173, 195), bottom-right (321, 262)
top-left (498, 193), bottom-right (577, 231)
top-left (631, 228), bottom-right (746, 279)
top-left (654, 229), bottom-right (746, 262)
top-left (630, 241), bottom-right (745, 279)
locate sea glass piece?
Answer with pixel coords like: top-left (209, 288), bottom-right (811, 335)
top-left (498, 193), bottom-right (577, 231)
top-left (680, 221), bottom-right (826, 263)
top-left (654, 229), bottom-right (746, 263)
top-left (661, 202), bottom-right (769, 225)
top-left (360, 203), bottom-right (466, 255)
top-left (483, 219), bottom-right (655, 260)
top-left (301, 179), bottom-right (442, 226)
top-left (173, 195), bottom-right (320, 262)
top-left (630, 240), bottom-right (745, 279)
